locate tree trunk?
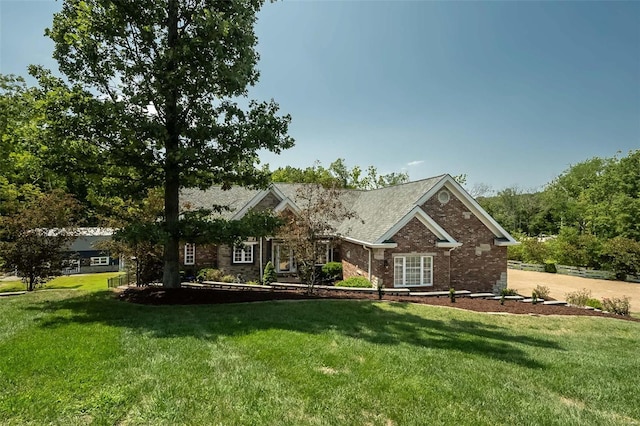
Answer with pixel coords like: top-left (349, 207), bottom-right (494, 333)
top-left (162, 0), bottom-right (181, 289)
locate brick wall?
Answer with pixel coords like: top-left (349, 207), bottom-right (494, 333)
top-left (421, 190), bottom-right (507, 293)
top-left (340, 190), bottom-right (508, 293)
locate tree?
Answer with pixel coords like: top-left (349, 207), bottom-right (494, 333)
top-left (0, 191), bottom-right (79, 291)
top-left (47, 0), bottom-right (294, 288)
top-left (271, 158), bottom-right (409, 189)
top-left (276, 184), bottom-right (356, 292)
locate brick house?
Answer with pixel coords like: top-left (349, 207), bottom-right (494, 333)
top-left (179, 174), bottom-right (517, 293)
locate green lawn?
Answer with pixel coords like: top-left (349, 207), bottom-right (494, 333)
top-left (0, 275), bottom-right (639, 425)
top-left (0, 272), bottom-right (121, 293)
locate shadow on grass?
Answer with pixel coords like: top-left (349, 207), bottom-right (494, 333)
top-left (26, 291), bottom-right (561, 369)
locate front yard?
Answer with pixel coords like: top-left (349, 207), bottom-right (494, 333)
top-left (0, 274), bottom-right (639, 425)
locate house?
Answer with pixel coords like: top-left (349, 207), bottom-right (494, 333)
top-left (179, 174), bottom-right (518, 293)
top-left (61, 228), bottom-right (121, 274)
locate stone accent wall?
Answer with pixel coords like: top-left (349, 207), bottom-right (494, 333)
top-left (421, 191), bottom-right (507, 293)
top-left (178, 243), bottom-right (217, 274)
top-left (217, 244), bottom-right (261, 282)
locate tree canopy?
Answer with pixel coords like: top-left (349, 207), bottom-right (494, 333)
top-left (271, 158), bottom-right (409, 189)
top-left (47, 0), bottom-right (294, 287)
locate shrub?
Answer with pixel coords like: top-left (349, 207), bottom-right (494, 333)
top-left (449, 288), bottom-right (456, 303)
top-left (197, 268), bottom-right (227, 282)
top-left (585, 298), bottom-right (603, 310)
top-left (601, 237), bottom-right (640, 280)
top-left (246, 280), bottom-right (260, 286)
top-left (221, 274), bottom-right (236, 283)
top-left (500, 288), bottom-right (518, 296)
top-left (263, 261), bottom-right (277, 284)
top-left (565, 288), bottom-right (592, 307)
top-left (321, 262), bottom-right (343, 281)
top-left (531, 290), bottom-right (538, 305)
top-left (533, 284), bottom-right (550, 300)
top-left (544, 262), bottom-right (557, 273)
top-left (336, 276), bottom-right (372, 288)
top-left (601, 296), bottom-right (630, 316)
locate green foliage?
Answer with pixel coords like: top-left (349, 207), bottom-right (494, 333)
top-left (336, 277), bottom-right (372, 288)
top-left (271, 158), bottom-right (409, 189)
top-left (449, 288), bottom-right (456, 303)
top-left (531, 290), bottom-right (538, 305)
top-left (262, 261), bottom-right (277, 284)
top-left (601, 296), bottom-right (631, 316)
top-left (0, 191), bottom-right (80, 291)
top-left (500, 288), bottom-right (518, 296)
top-left (544, 262), bottom-right (557, 273)
top-left (585, 298), bottom-right (603, 310)
top-left (566, 289), bottom-right (593, 307)
top-left (47, 0), bottom-right (294, 288)
top-left (533, 285), bottom-right (550, 300)
top-left (321, 261), bottom-right (343, 281)
top-left (601, 236), bottom-right (640, 280)
top-left (197, 268), bottom-right (229, 283)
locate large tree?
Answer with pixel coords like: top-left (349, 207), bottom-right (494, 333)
top-left (47, 0), bottom-right (294, 287)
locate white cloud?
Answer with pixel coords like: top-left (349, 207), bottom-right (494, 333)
top-left (407, 160), bottom-right (424, 167)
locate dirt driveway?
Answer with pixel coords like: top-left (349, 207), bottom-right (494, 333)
top-left (508, 269), bottom-right (640, 312)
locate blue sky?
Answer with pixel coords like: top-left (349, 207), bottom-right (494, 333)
top-left (1, 1), bottom-right (638, 192)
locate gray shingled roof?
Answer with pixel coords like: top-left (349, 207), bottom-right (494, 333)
top-left (333, 176), bottom-right (445, 243)
top-left (179, 175), bottom-right (447, 244)
top-left (180, 186), bottom-right (263, 219)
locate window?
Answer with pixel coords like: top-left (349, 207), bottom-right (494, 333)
top-left (394, 255), bottom-right (433, 287)
top-left (273, 244), bottom-right (296, 273)
top-left (315, 242), bottom-right (332, 265)
top-left (233, 244), bottom-right (254, 263)
top-left (184, 243), bottom-right (195, 265)
top-left (90, 256), bottom-right (110, 266)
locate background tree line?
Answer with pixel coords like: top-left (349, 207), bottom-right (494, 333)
top-left (477, 150), bottom-right (640, 278)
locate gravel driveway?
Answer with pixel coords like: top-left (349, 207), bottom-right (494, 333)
top-left (508, 269), bottom-right (640, 312)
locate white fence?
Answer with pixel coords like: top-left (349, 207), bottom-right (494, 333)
top-left (508, 261), bottom-right (640, 283)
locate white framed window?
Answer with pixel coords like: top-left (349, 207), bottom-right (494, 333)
top-left (273, 243), bottom-right (296, 273)
top-left (394, 255), bottom-right (433, 287)
top-left (184, 243), bottom-right (195, 265)
top-left (91, 256), bottom-right (110, 266)
top-left (233, 244), bottom-right (254, 264)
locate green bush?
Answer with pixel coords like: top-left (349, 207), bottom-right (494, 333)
top-left (321, 262), bottom-right (343, 281)
top-left (585, 298), bottom-right (603, 310)
top-left (263, 261), bottom-right (277, 284)
top-left (197, 268), bottom-right (228, 282)
top-left (336, 277), bottom-right (372, 288)
top-left (565, 288), bottom-right (592, 307)
top-left (500, 288), bottom-right (518, 296)
top-left (221, 275), bottom-right (235, 283)
top-left (601, 296), bottom-right (630, 316)
top-left (449, 288), bottom-right (456, 303)
top-left (601, 237), bottom-right (640, 280)
top-left (533, 284), bottom-right (550, 300)
top-left (246, 280), bottom-right (260, 286)
top-left (544, 262), bottom-right (557, 273)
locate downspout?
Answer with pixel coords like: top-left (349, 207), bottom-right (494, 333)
top-left (259, 237), bottom-right (263, 281)
top-left (448, 246), bottom-right (457, 288)
top-left (364, 245), bottom-right (372, 281)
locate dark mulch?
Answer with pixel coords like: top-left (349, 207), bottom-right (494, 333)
top-left (117, 286), bottom-right (639, 321)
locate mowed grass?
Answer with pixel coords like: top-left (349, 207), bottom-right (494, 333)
top-left (0, 275), bottom-right (639, 425)
top-left (0, 272), bottom-right (121, 293)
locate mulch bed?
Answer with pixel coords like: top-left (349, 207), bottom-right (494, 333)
top-left (117, 286), bottom-right (639, 322)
